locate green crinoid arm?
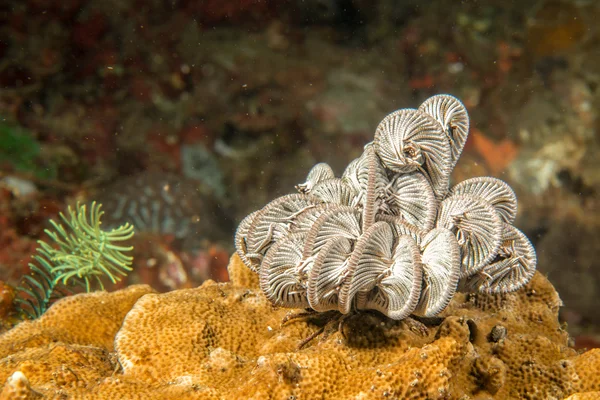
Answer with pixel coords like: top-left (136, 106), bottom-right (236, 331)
top-left (15, 258), bottom-right (58, 319)
top-left (15, 201), bottom-right (135, 319)
top-left (48, 202), bottom-right (134, 287)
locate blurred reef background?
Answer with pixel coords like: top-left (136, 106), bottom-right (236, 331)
top-left (0, 0), bottom-right (598, 346)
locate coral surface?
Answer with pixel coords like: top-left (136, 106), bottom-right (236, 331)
top-left (0, 254), bottom-right (598, 399)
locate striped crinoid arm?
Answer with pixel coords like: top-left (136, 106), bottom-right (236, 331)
top-left (383, 172), bottom-right (437, 231)
top-left (341, 144), bottom-right (389, 209)
top-left (301, 205), bottom-right (362, 262)
top-left (413, 228), bottom-right (461, 317)
top-left (310, 178), bottom-right (358, 206)
top-left (360, 234), bottom-right (422, 320)
top-left (296, 162), bottom-right (335, 194)
top-left (373, 108), bottom-right (452, 200)
top-left (361, 145), bottom-right (378, 233)
top-left (376, 214), bottom-right (425, 246)
top-left (338, 221), bottom-right (394, 315)
top-left (234, 211), bottom-right (260, 271)
top-left (288, 203), bottom-right (339, 235)
top-left (419, 94), bottom-right (469, 166)
top-left (259, 232), bottom-right (310, 308)
top-left (307, 236), bottom-right (353, 312)
top-left (373, 108), bottom-right (422, 173)
top-left (449, 177), bottom-right (518, 224)
top-left (436, 194), bottom-right (503, 278)
top-left (245, 194), bottom-right (321, 266)
top-left (461, 224), bottom-right (536, 294)
top-left (341, 157), bottom-right (364, 199)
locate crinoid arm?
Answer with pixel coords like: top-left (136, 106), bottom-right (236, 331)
top-left (296, 162), bottom-right (335, 194)
top-left (449, 177), bottom-right (518, 224)
top-left (307, 236), bottom-right (353, 312)
top-left (419, 94), bottom-right (469, 166)
top-left (436, 194), bottom-right (503, 277)
top-left (361, 234), bottom-right (423, 320)
top-left (414, 228), bottom-right (460, 317)
top-left (260, 232), bottom-right (309, 308)
top-left (384, 172), bottom-right (437, 231)
top-left (460, 224), bottom-right (536, 294)
top-left (310, 178), bottom-right (358, 207)
top-left (373, 108), bottom-right (452, 200)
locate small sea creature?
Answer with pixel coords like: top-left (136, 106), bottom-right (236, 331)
top-left (15, 202), bottom-right (134, 319)
top-left (43, 202), bottom-right (134, 291)
top-left (235, 94), bottom-right (536, 323)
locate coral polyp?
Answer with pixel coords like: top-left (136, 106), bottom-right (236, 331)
top-left (235, 94), bottom-right (536, 319)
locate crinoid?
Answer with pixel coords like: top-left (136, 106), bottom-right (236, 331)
top-left (235, 94), bottom-right (537, 346)
top-left (15, 202), bottom-right (135, 319)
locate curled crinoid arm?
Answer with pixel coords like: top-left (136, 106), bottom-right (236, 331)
top-left (436, 194), bottom-right (503, 278)
top-left (301, 205), bottom-right (362, 261)
top-left (341, 157), bottom-right (361, 191)
top-left (260, 232), bottom-right (310, 308)
top-left (418, 94), bottom-right (469, 166)
top-left (234, 210), bottom-right (260, 271)
top-left (361, 235), bottom-right (423, 320)
top-left (289, 203), bottom-right (336, 235)
top-left (307, 236), bottom-right (353, 312)
top-left (310, 178), bottom-right (358, 206)
top-left (373, 108), bottom-right (421, 173)
top-left (373, 109), bottom-right (452, 200)
top-left (383, 172), bottom-right (437, 231)
top-left (376, 214), bottom-right (424, 246)
top-left (338, 221), bottom-right (393, 314)
top-left (341, 144), bottom-right (389, 207)
top-left (351, 223), bottom-right (396, 308)
top-left (449, 177), bottom-right (518, 224)
top-left (361, 145), bottom-right (379, 232)
top-left (461, 224), bottom-right (536, 294)
top-left (296, 162), bottom-right (335, 194)
top-left (246, 194), bottom-right (320, 261)
top-left (413, 228), bottom-right (461, 317)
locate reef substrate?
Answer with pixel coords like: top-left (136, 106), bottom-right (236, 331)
top-left (0, 255), bottom-right (598, 399)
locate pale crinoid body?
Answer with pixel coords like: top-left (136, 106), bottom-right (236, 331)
top-left (235, 94), bottom-right (536, 320)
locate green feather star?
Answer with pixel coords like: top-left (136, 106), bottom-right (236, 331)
top-left (16, 202), bottom-right (135, 319)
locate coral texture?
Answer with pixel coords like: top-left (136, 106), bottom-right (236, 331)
top-left (0, 254), bottom-right (598, 399)
top-left (235, 95), bottom-right (537, 320)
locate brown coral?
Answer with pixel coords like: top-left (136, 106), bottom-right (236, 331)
top-left (0, 254), bottom-right (597, 399)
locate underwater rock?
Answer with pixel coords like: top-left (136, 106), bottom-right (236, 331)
top-left (0, 254), bottom-right (598, 399)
